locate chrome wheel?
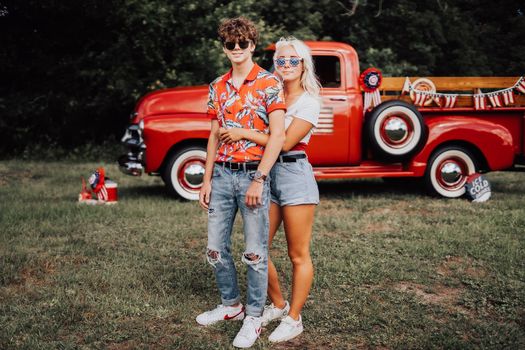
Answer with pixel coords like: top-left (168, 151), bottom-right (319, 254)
top-left (366, 100), bottom-right (426, 161)
top-left (426, 147), bottom-right (477, 198)
top-left (164, 147), bottom-right (206, 200)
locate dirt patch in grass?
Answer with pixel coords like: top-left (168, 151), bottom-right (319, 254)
top-left (317, 229), bottom-right (342, 238)
top-left (0, 258), bottom-right (58, 300)
top-left (436, 256), bottom-right (488, 279)
top-left (395, 282), bottom-right (461, 305)
top-left (394, 282), bottom-right (472, 316)
top-left (183, 238), bottom-right (201, 250)
top-left (369, 201), bottom-right (442, 218)
top-left (107, 340), bottom-right (139, 350)
top-left (59, 254), bottom-right (90, 266)
top-left (17, 259), bottom-right (56, 287)
top-left (369, 207), bottom-right (393, 216)
top-left (273, 334), bottom-right (345, 350)
top-left (363, 222), bottom-right (391, 234)
top-left (0, 168), bottom-right (38, 186)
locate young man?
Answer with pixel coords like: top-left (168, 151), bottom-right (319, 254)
top-left (196, 17), bottom-right (286, 348)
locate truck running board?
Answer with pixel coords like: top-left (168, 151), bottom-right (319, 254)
top-left (313, 162), bottom-right (416, 179)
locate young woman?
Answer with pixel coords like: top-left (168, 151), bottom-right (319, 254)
top-left (219, 36), bottom-right (321, 343)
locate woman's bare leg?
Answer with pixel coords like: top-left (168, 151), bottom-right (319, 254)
top-left (282, 204), bottom-right (316, 320)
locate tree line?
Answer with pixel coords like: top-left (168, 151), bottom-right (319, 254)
top-left (1, 0), bottom-right (524, 156)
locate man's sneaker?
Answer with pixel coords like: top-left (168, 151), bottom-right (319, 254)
top-left (268, 315), bottom-right (303, 343)
top-left (195, 304), bottom-right (245, 326)
top-left (261, 301), bottom-right (290, 326)
top-left (232, 315), bottom-right (262, 348)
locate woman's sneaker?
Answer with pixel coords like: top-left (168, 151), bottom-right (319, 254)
top-left (261, 301), bottom-right (290, 326)
top-left (196, 304), bottom-right (245, 326)
top-left (268, 315), bottom-right (303, 343)
top-left (232, 315), bottom-right (262, 348)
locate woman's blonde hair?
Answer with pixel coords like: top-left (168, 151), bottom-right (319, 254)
top-left (274, 36), bottom-right (322, 99)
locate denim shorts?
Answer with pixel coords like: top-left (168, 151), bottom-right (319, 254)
top-left (270, 155), bottom-right (319, 206)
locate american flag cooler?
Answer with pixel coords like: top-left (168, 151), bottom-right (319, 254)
top-left (96, 180), bottom-right (118, 203)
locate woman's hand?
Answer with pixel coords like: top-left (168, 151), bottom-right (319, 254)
top-left (219, 127), bottom-right (245, 143)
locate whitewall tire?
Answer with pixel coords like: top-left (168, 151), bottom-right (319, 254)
top-left (366, 100), bottom-right (426, 161)
top-left (425, 146), bottom-right (477, 198)
top-left (163, 147), bottom-right (206, 200)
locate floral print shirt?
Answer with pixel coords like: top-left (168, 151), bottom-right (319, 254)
top-left (207, 63), bottom-right (286, 163)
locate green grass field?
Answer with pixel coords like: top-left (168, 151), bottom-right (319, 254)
top-left (1, 160), bottom-right (524, 349)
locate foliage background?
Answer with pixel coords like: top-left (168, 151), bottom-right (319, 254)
top-left (1, 0), bottom-right (524, 157)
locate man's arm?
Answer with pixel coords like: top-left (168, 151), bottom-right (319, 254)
top-left (199, 119), bottom-right (220, 210)
top-left (245, 109), bottom-right (285, 207)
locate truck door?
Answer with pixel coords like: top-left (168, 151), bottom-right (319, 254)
top-left (307, 54), bottom-right (351, 165)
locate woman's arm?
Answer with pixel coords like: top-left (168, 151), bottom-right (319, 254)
top-left (219, 127), bottom-right (269, 146)
top-left (281, 118), bottom-right (314, 151)
top-left (220, 118), bottom-right (314, 151)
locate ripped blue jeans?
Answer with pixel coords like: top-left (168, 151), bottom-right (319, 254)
top-left (206, 164), bottom-right (270, 317)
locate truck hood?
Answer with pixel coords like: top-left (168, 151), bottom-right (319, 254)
top-left (133, 85), bottom-right (209, 122)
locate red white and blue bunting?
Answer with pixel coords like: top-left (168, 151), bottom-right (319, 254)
top-left (402, 76), bottom-right (525, 110)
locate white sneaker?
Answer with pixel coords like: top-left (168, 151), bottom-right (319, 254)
top-left (268, 315), bottom-right (303, 343)
top-left (232, 315), bottom-right (262, 348)
top-left (261, 301), bottom-right (290, 326)
top-left (195, 304), bottom-right (245, 326)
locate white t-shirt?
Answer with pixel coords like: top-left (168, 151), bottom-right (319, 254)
top-left (284, 92), bottom-right (321, 145)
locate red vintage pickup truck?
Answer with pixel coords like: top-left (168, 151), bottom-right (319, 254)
top-left (119, 41), bottom-right (525, 200)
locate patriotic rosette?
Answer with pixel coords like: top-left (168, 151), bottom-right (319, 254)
top-left (88, 167), bottom-right (108, 201)
top-left (360, 68), bottom-right (382, 114)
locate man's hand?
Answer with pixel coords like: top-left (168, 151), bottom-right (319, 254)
top-left (219, 127), bottom-right (244, 143)
top-left (199, 181), bottom-right (212, 210)
top-left (245, 180), bottom-right (263, 207)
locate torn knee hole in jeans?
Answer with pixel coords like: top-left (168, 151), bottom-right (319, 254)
top-left (242, 252), bottom-right (264, 271)
top-left (206, 249), bottom-right (223, 267)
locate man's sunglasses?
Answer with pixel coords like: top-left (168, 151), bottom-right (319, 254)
top-left (223, 40), bottom-right (250, 50)
top-left (274, 57), bottom-right (303, 67)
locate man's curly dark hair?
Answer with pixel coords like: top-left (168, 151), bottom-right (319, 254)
top-left (218, 17), bottom-right (258, 46)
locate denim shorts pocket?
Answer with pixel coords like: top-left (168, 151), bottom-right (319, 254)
top-left (281, 161), bottom-right (304, 176)
top-left (304, 160), bottom-right (316, 180)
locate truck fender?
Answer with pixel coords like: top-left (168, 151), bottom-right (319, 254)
top-left (142, 114), bottom-right (211, 173)
top-left (411, 116), bottom-right (515, 173)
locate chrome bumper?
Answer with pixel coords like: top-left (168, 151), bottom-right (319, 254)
top-left (118, 123), bottom-right (146, 176)
top-left (118, 153), bottom-right (143, 176)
